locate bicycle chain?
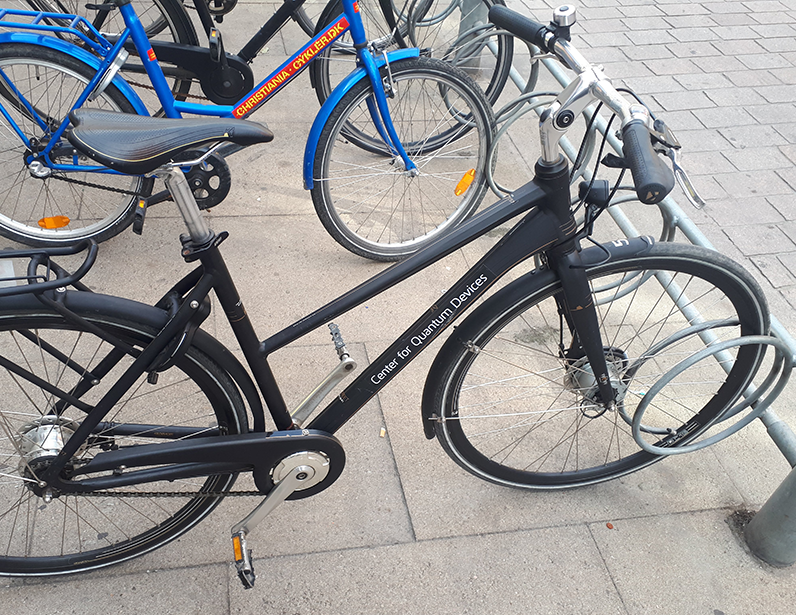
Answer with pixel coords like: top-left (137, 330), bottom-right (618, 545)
top-left (78, 488), bottom-right (265, 498)
top-left (49, 173), bottom-right (146, 198)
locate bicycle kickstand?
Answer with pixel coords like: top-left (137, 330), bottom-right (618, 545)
top-left (230, 464), bottom-right (313, 588)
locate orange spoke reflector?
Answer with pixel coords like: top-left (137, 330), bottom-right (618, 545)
top-left (38, 215), bottom-right (70, 229)
top-left (454, 169), bottom-right (475, 196)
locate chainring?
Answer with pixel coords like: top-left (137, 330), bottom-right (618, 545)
top-left (175, 149), bottom-right (232, 209)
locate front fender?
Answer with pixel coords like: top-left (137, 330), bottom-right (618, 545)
top-left (0, 32), bottom-right (149, 115)
top-left (302, 47), bottom-right (420, 189)
top-left (420, 236), bottom-right (657, 439)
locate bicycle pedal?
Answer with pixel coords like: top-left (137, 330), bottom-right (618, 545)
top-left (132, 198), bottom-right (149, 235)
top-left (231, 531), bottom-right (256, 589)
top-left (328, 323), bottom-right (348, 358)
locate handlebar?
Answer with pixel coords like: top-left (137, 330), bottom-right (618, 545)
top-left (489, 5), bottom-right (675, 205)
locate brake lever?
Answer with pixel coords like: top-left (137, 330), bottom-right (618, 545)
top-left (667, 147), bottom-right (706, 209)
top-left (650, 119), bottom-right (707, 209)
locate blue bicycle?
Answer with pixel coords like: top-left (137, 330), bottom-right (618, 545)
top-left (0, 0), bottom-right (495, 260)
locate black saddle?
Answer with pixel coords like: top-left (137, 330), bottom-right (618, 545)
top-left (67, 110), bottom-right (274, 175)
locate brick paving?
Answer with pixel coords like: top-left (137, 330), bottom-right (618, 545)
top-left (520, 0), bottom-right (796, 312)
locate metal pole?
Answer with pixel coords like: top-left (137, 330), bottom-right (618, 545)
top-left (745, 468), bottom-right (796, 566)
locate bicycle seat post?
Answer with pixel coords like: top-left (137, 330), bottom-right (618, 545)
top-left (160, 166), bottom-right (213, 245)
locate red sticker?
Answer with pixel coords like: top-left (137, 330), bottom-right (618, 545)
top-left (147, 48), bottom-right (157, 62)
top-left (353, 1), bottom-right (359, 12)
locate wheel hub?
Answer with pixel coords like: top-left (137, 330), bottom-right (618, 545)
top-left (15, 416), bottom-right (81, 480)
top-left (565, 347), bottom-right (629, 416)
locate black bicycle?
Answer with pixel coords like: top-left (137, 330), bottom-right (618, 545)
top-left (0, 5), bottom-right (779, 587)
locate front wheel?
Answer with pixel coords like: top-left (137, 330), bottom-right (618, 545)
top-left (428, 243), bottom-right (769, 489)
top-left (311, 57), bottom-right (495, 261)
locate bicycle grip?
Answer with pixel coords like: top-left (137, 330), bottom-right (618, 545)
top-left (621, 120), bottom-right (675, 205)
top-left (489, 5), bottom-right (551, 52)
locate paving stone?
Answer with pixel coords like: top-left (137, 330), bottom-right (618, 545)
top-left (768, 193), bottom-right (796, 220)
top-left (664, 15), bottom-right (719, 29)
top-left (753, 254), bottom-right (796, 288)
top-left (682, 151), bottom-right (740, 175)
top-left (643, 57), bottom-right (702, 75)
top-left (714, 24), bottom-right (765, 39)
top-left (751, 23), bottom-right (796, 38)
top-left (738, 53), bottom-right (794, 70)
top-left (711, 39), bottom-right (768, 55)
top-left (727, 70), bottom-right (788, 87)
top-left (581, 46), bottom-right (628, 64)
top-left (691, 54), bottom-right (748, 73)
top-left (744, 0), bottom-right (793, 11)
top-left (673, 72), bottom-right (735, 90)
top-left (591, 510), bottom-right (796, 615)
top-left (759, 37), bottom-right (796, 53)
top-left (722, 146), bottom-right (794, 171)
top-left (773, 123), bottom-right (796, 144)
top-left (622, 74), bottom-right (685, 93)
top-left (722, 223), bottom-right (796, 255)
top-left (721, 124), bottom-right (790, 148)
top-left (658, 2), bottom-right (710, 15)
top-left (675, 129), bottom-right (734, 153)
top-left (713, 169), bottom-right (795, 198)
top-left (778, 252), bottom-right (796, 279)
top-left (624, 29), bottom-right (680, 45)
top-left (692, 106), bottom-right (759, 129)
top-left (702, 1), bottom-right (753, 12)
top-left (617, 4), bottom-right (665, 17)
top-left (701, 195), bottom-right (786, 225)
top-left (621, 44), bottom-right (675, 61)
top-left (703, 86), bottom-right (768, 107)
top-left (747, 103), bottom-right (796, 125)
top-left (621, 16), bottom-right (670, 29)
top-left (755, 84), bottom-right (796, 103)
top-left (666, 41), bottom-right (722, 58)
top-left (670, 27), bottom-right (722, 42)
top-left (579, 6), bottom-right (624, 20)
top-left (580, 31), bottom-right (635, 47)
top-left (652, 90), bottom-right (716, 112)
top-left (711, 13), bottom-right (760, 26)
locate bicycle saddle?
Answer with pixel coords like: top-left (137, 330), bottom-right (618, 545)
top-left (67, 110), bottom-right (274, 175)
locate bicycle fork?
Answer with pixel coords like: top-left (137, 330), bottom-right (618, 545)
top-left (548, 245), bottom-right (618, 412)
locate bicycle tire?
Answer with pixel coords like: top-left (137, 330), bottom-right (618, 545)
top-left (293, 2), bottom-right (324, 36)
top-left (0, 43), bottom-right (149, 246)
top-left (311, 56), bottom-right (495, 261)
top-left (21, 0), bottom-right (199, 102)
top-left (309, 0), bottom-right (512, 106)
top-left (0, 293), bottom-right (248, 576)
top-left (428, 242), bottom-right (769, 489)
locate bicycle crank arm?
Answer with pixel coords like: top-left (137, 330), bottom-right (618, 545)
top-left (231, 451), bottom-right (335, 588)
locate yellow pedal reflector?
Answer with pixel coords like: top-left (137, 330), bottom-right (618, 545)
top-left (455, 169), bottom-right (476, 196)
top-left (38, 215), bottom-right (70, 229)
top-left (232, 534), bottom-right (244, 562)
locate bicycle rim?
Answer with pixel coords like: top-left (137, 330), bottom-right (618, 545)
top-left (0, 307), bottom-right (246, 576)
top-left (433, 244), bottom-right (769, 488)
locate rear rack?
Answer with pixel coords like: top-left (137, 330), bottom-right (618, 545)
top-left (0, 240), bottom-right (98, 298)
top-left (0, 8), bottom-right (112, 54)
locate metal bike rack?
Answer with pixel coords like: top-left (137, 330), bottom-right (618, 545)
top-left (452, 0), bottom-right (796, 566)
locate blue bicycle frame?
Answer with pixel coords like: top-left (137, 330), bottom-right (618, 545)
top-left (0, 0), bottom-right (419, 186)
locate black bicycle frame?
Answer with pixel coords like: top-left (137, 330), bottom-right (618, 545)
top-left (38, 157), bottom-right (620, 493)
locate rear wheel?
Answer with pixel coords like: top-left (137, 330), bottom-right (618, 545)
top-left (0, 298), bottom-right (247, 576)
top-left (20, 0), bottom-right (199, 103)
top-left (0, 43), bottom-right (148, 246)
top-left (430, 243), bottom-right (769, 488)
